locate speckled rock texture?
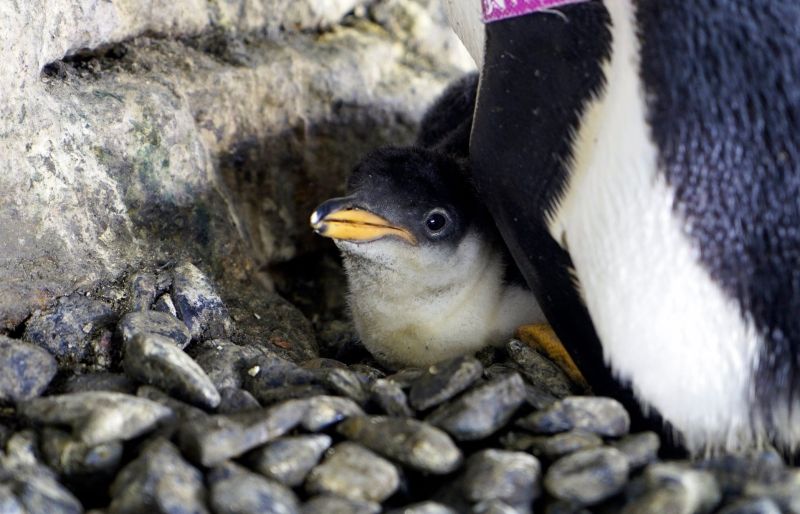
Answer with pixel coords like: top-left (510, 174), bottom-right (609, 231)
top-left (0, 0), bottom-right (473, 331)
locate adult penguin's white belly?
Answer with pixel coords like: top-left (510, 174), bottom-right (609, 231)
top-left (445, 0), bottom-right (800, 454)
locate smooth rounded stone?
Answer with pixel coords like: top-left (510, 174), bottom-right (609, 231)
top-left (216, 387), bottom-right (260, 414)
top-left (312, 367), bottom-right (368, 404)
top-left (40, 427), bottom-right (123, 478)
top-left (370, 379), bottom-right (414, 417)
top-left (385, 368), bottom-right (426, 388)
top-left (242, 354), bottom-right (319, 404)
top-left (544, 447), bottom-right (630, 506)
top-left (301, 395), bottom-right (364, 432)
top-left (426, 373), bottom-right (526, 441)
top-left (178, 399), bottom-right (307, 467)
top-left (9, 468), bottom-right (83, 514)
top-left (462, 449), bottom-right (541, 512)
top-left (610, 432), bottom-right (660, 470)
top-left (485, 364), bottom-right (559, 410)
top-left (408, 356), bottom-right (483, 411)
top-left (0, 336), bottom-right (57, 403)
top-left (349, 364), bottom-right (386, 383)
top-left (506, 340), bottom-right (575, 398)
top-left (128, 272), bottom-right (157, 311)
top-left (302, 358), bottom-right (348, 370)
top-left (517, 396), bottom-right (630, 437)
top-left (306, 442), bottom-right (400, 503)
top-left (123, 333), bottom-right (221, 409)
top-left (109, 438), bottom-right (207, 514)
top-left (0, 487), bottom-right (24, 514)
top-left (742, 468), bottom-right (800, 513)
top-left (118, 310), bottom-right (191, 349)
top-left (255, 385), bottom-right (330, 405)
top-left (697, 451), bottom-right (786, 497)
top-left (717, 498), bottom-right (782, 514)
top-left (60, 372), bottom-right (137, 395)
top-left (622, 463), bottom-right (721, 514)
top-left (209, 462), bottom-right (300, 514)
top-left (172, 262), bottom-right (233, 340)
top-left (520, 430), bottom-right (603, 461)
top-left (19, 391), bottom-right (173, 445)
top-left (247, 434), bottom-right (332, 487)
top-left (23, 294), bottom-right (117, 368)
top-left (192, 339), bottom-right (265, 390)
top-left (472, 500), bottom-right (519, 514)
top-left (337, 416), bottom-right (462, 474)
top-left (153, 293), bottom-right (178, 317)
top-left (301, 495), bottom-right (381, 514)
top-left (386, 502), bottom-right (457, 514)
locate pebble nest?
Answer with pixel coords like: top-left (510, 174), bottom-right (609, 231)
top-left (0, 261), bottom-right (797, 514)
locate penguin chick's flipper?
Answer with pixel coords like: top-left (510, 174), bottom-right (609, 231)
top-left (516, 323), bottom-right (589, 391)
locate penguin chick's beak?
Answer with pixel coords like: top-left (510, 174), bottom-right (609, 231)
top-left (310, 197), bottom-right (417, 245)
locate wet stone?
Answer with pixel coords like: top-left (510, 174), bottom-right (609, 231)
top-left (370, 379), bottom-right (414, 417)
top-left (192, 339), bottom-right (265, 390)
top-left (216, 387), bottom-right (260, 414)
top-left (117, 310), bottom-right (191, 349)
top-left (128, 272), bottom-right (157, 312)
top-left (610, 432), bottom-right (660, 470)
top-left (0, 336), bottom-right (57, 404)
top-left (519, 430), bottom-right (603, 461)
top-left (301, 395), bottom-right (364, 432)
top-left (301, 494), bottom-right (381, 514)
top-left (41, 427), bottom-right (123, 479)
top-left (153, 293), bottom-right (178, 317)
top-left (506, 340), bottom-right (574, 398)
top-left (247, 434), bottom-right (332, 487)
top-left (172, 262), bottom-right (233, 340)
top-left (109, 438), bottom-right (207, 514)
top-left (306, 442), bottom-right (400, 503)
top-left (23, 294), bottom-right (117, 368)
top-left (517, 396), bottom-right (630, 437)
top-left (544, 447), bottom-right (630, 506)
top-left (123, 333), bottom-right (221, 409)
top-left (337, 415), bottom-right (462, 474)
top-left (59, 372), bottom-right (137, 395)
top-left (462, 449), bottom-right (541, 512)
top-left (178, 399), bottom-right (307, 467)
top-left (427, 373), bottom-right (526, 441)
top-left (386, 502), bottom-right (457, 514)
top-left (408, 355), bottom-right (483, 411)
top-left (19, 391), bottom-right (173, 445)
top-left (209, 461), bottom-right (300, 514)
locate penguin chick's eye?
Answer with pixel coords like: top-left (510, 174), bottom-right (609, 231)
top-left (424, 209), bottom-right (450, 235)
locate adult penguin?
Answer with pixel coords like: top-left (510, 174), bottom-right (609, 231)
top-left (444, 0), bottom-right (800, 454)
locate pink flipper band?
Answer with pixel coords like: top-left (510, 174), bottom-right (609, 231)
top-left (482, 0), bottom-right (590, 23)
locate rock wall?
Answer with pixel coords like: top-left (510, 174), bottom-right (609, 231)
top-left (0, 0), bottom-right (473, 330)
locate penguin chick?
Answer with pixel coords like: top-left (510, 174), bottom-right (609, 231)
top-left (311, 146), bottom-right (545, 369)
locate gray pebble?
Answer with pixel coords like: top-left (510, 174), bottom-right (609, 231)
top-left (517, 396), bottom-right (630, 437)
top-left (302, 358), bottom-right (349, 370)
top-left (544, 447), bottom-right (630, 506)
top-left (301, 395), bottom-right (364, 432)
top-left (337, 415), bottom-right (462, 474)
top-left (153, 293), bottom-right (178, 317)
top-left (192, 339), bottom-right (265, 390)
top-left (611, 432), bottom-right (660, 469)
top-left (0, 336), bottom-right (57, 403)
top-left (484, 363), bottom-right (558, 409)
top-left (10, 469), bottom-right (83, 514)
top-left (20, 391), bottom-right (173, 445)
top-left (313, 367), bottom-right (368, 404)
top-left (386, 502), bottom-right (457, 514)
top-left (717, 498), bottom-right (782, 514)
top-left (128, 272), bottom-right (157, 311)
top-left (427, 373), bottom-right (526, 441)
top-left (60, 372), bottom-right (137, 395)
top-left (506, 340), bottom-right (575, 398)
top-left (306, 442), bottom-right (400, 503)
top-left (40, 427), bottom-right (123, 478)
top-left (370, 379), bottom-right (414, 417)
top-left (217, 387), bottom-right (260, 413)
top-left (123, 333), bottom-right (221, 409)
top-left (254, 385), bottom-right (330, 405)
top-left (742, 468), bottom-right (800, 513)
top-left (248, 434), bottom-right (332, 487)
top-left (697, 451), bottom-right (786, 497)
top-left (408, 356), bottom-right (483, 411)
top-left (242, 354), bottom-right (318, 404)
top-left (178, 399), bottom-right (307, 467)
top-left (109, 438), bottom-right (207, 514)
top-left (349, 364), bottom-right (386, 383)
top-left (23, 294), bottom-right (117, 368)
top-left (524, 431), bottom-right (603, 461)
top-left (209, 461), bottom-right (299, 514)
top-left (472, 500), bottom-right (520, 514)
top-left (622, 463), bottom-right (720, 514)
top-left (385, 368), bottom-right (426, 388)
top-left (118, 310), bottom-right (191, 349)
top-left (172, 262), bottom-right (233, 340)
top-left (462, 449), bottom-right (541, 512)
top-left (301, 495), bottom-right (381, 514)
